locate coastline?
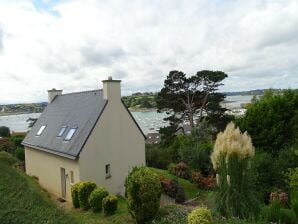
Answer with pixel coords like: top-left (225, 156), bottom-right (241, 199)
top-left (0, 112), bottom-right (42, 117)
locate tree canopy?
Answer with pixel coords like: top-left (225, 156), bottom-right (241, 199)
top-left (156, 70), bottom-right (229, 143)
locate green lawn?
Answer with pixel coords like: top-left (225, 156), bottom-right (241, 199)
top-left (149, 167), bottom-right (208, 200)
top-left (0, 151), bottom-right (133, 224)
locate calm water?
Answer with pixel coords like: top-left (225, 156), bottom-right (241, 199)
top-left (0, 95), bottom-right (252, 134)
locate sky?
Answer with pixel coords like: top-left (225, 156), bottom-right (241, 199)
top-left (0, 0), bottom-right (298, 104)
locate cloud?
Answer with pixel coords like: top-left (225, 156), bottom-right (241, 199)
top-left (0, 0), bottom-right (298, 104)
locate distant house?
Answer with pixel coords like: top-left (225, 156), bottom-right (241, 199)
top-left (22, 78), bottom-right (145, 201)
top-left (146, 133), bottom-right (161, 144)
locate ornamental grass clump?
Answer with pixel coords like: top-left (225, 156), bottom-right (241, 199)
top-left (211, 122), bottom-right (258, 219)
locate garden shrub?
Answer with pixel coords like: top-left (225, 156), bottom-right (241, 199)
top-left (10, 135), bottom-right (25, 147)
top-left (211, 122), bottom-right (259, 219)
top-left (151, 205), bottom-right (188, 224)
top-left (15, 147), bottom-right (25, 161)
top-left (0, 126), bottom-right (10, 137)
top-left (191, 171), bottom-right (216, 190)
top-left (169, 162), bottom-right (191, 179)
top-left (71, 183), bottom-right (80, 208)
top-left (290, 191), bottom-right (298, 220)
top-left (286, 167), bottom-right (298, 192)
top-left (279, 208), bottom-right (297, 224)
top-left (125, 166), bottom-right (161, 224)
top-left (78, 181), bottom-right (97, 210)
top-left (89, 187), bottom-right (109, 212)
top-left (0, 138), bottom-right (14, 153)
top-left (102, 194), bottom-right (118, 216)
top-left (160, 175), bottom-right (185, 203)
top-left (261, 200), bottom-right (281, 223)
top-left (270, 190), bottom-right (288, 207)
top-left (187, 207), bottom-right (212, 224)
top-left (145, 144), bottom-right (177, 169)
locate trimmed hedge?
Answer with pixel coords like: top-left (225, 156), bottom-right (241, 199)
top-left (78, 181), bottom-right (97, 210)
top-left (125, 166), bottom-right (161, 224)
top-left (102, 194), bottom-right (118, 216)
top-left (89, 187), bottom-right (109, 212)
top-left (71, 183), bottom-right (80, 208)
top-left (188, 207), bottom-right (212, 224)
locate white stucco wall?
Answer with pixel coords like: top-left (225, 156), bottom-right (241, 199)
top-left (78, 84), bottom-right (145, 195)
top-left (25, 147), bottom-right (79, 201)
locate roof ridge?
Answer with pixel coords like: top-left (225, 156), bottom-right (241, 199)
top-left (61, 89), bottom-right (103, 96)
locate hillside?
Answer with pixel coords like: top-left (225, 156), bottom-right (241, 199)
top-left (122, 92), bottom-right (157, 109)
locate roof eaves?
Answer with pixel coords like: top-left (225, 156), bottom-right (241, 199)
top-left (22, 141), bottom-right (77, 160)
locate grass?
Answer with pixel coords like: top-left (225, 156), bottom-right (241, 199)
top-left (0, 151), bottom-right (133, 224)
top-left (149, 167), bottom-right (208, 200)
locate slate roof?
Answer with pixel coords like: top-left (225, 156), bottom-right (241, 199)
top-left (22, 90), bottom-right (107, 159)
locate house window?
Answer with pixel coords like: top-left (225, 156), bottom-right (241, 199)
top-left (70, 171), bottom-right (74, 183)
top-left (36, 125), bottom-right (46, 136)
top-left (57, 126), bottom-right (67, 137)
top-left (64, 128), bottom-right (77, 141)
top-left (105, 164), bottom-right (111, 179)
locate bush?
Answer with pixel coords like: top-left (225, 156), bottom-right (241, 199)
top-left (89, 187), bottom-right (109, 212)
top-left (169, 162), bottom-right (191, 179)
top-left (145, 144), bottom-right (177, 169)
top-left (0, 126), bottom-right (10, 137)
top-left (187, 207), bottom-right (212, 224)
top-left (286, 168), bottom-right (298, 192)
top-left (78, 181), bottom-right (97, 210)
top-left (151, 205), bottom-right (188, 224)
top-left (10, 135), bottom-right (25, 148)
top-left (0, 138), bottom-right (14, 153)
top-left (71, 183), bottom-right (80, 208)
top-left (102, 194), bottom-right (118, 216)
top-left (15, 147), bottom-right (25, 161)
top-left (191, 171), bottom-right (216, 190)
top-left (279, 208), bottom-right (297, 224)
top-left (160, 175), bottom-right (185, 203)
top-left (125, 166), bottom-right (161, 224)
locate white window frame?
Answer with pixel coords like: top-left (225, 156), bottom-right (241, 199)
top-left (57, 126), bottom-right (67, 137)
top-left (36, 125), bottom-right (46, 136)
top-left (64, 128), bottom-right (77, 141)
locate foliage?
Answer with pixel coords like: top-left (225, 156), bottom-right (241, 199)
top-left (211, 122), bottom-right (259, 219)
top-left (169, 162), bottom-right (191, 179)
top-left (286, 168), bottom-right (298, 192)
top-left (0, 138), bottom-right (14, 153)
top-left (122, 92), bottom-right (157, 109)
top-left (191, 171), bottom-right (216, 190)
top-left (89, 187), bottom-right (109, 212)
top-left (0, 126), bottom-right (10, 137)
top-left (237, 89), bottom-right (298, 155)
top-left (102, 194), bottom-right (118, 216)
top-left (146, 144), bottom-right (175, 169)
top-left (159, 175), bottom-right (185, 203)
top-left (151, 205), bottom-right (188, 224)
top-left (261, 200), bottom-right (297, 224)
top-left (15, 147), bottom-right (25, 161)
top-left (77, 181), bottom-right (97, 210)
top-left (157, 70), bottom-right (228, 141)
top-left (125, 166), bottom-right (161, 224)
top-left (187, 207), bottom-right (212, 224)
top-left (10, 135), bottom-right (25, 148)
top-left (71, 183), bottom-right (80, 208)
top-left (269, 190), bottom-right (288, 207)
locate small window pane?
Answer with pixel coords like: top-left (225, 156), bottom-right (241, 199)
top-left (36, 125), bottom-right (46, 136)
top-left (57, 126), bottom-right (67, 137)
top-left (64, 128), bottom-right (77, 141)
top-left (70, 171), bottom-right (74, 183)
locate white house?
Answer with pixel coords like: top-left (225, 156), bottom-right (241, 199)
top-left (22, 78), bottom-right (146, 201)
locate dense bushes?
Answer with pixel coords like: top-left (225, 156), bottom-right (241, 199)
top-left (169, 162), bottom-right (191, 179)
top-left (77, 181), bottom-right (97, 210)
top-left (188, 207), bottom-right (212, 224)
top-left (102, 194), bottom-right (118, 216)
top-left (191, 171), bottom-right (216, 190)
top-left (71, 183), bottom-right (80, 208)
top-left (0, 126), bottom-right (10, 137)
top-left (125, 166), bottom-right (161, 224)
top-left (89, 187), bottom-right (109, 212)
top-left (160, 175), bottom-right (185, 203)
top-left (15, 147), bottom-right (25, 161)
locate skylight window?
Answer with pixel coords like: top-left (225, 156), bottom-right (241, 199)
top-left (64, 128), bottom-right (77, 141)
top-left (36, 125), bottom-right (46, 136)
top-left (57, 126), bottom-right (67, 137)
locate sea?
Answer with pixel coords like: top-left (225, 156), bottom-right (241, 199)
top-left (0, 95), bottom-right (252, 134)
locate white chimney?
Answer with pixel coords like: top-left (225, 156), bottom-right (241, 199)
top-left (102, 76), bottom-right (121, 101)
top-left (47, 88), bottom-right (62, 103)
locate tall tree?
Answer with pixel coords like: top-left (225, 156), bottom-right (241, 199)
top-left (157, 70), bottom-right (228, 143)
